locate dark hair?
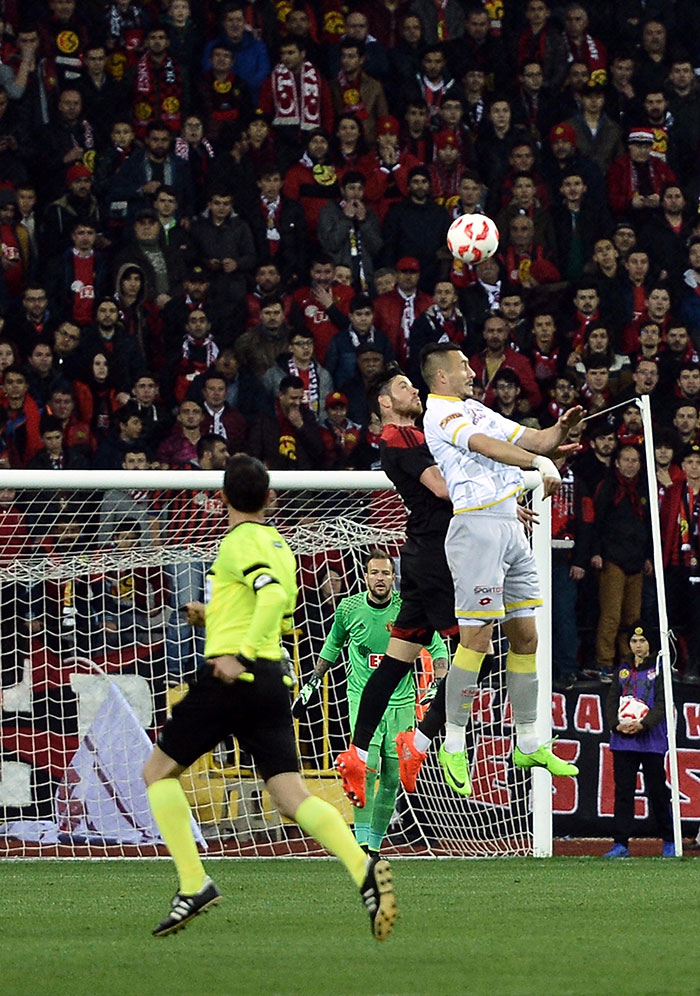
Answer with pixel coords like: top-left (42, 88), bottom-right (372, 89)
top-left (340, 37), bottom-right (365, 56)
top-left (493, 367), bottom-right (522, 387)
top-left (223, 453), bottom-right (269, 512)
top-left (197, 432), bottom-right (227, 460)
top-left (145, 119), bottom-right (172, 137)
top-left (583, 355), bottom-right (611, 372)
top-left (40, 414), bottom-right (63, 435)
top-left (364, 547), bottom-right (395, 570)
top-left (349, 293), bottom-right (373, 313)
top-left (341, 169), bottom-right (366, 188)
top-left (279, 374), bottom-right (304, 393)
top-left (419, 341), bottom-right (462, 384)
top-left (259, 292), bottom-right (285, 310)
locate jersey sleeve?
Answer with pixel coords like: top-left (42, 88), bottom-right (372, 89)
top-left (318, 598), bottom-right (350, 664)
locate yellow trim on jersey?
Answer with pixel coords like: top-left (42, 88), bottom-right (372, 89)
top-left (456, 608), bottom-right (506, 618)
top-left (503, 598), bottom-right (543, 610)
top-left (507, 426), bottom-right (522, 442)
top-left (428, 393), bottom-right (462, 401)
top-left (450, 422), bottom-right (471, 444)
top-left (453, 486), bottom-right (523, 513)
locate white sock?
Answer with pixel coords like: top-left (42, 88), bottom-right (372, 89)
top-left (443, 722), bottom-right (465, 753)
top-left (355, 746), bottom-right (368, 763)
top-left (516, 723), bottom-right (539, 755)
top-left (413, 729), bottom-right (431, 753)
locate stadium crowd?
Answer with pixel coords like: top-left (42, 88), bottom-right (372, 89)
top-left (2, 0), bottom-right (700, 684)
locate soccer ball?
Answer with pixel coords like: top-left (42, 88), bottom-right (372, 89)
top-left (617, 695), bottom-right (649, 723)
top-left (447, 213), bottom-right (499, 265)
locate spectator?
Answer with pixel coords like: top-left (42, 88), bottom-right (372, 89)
top-left (234, 293), bottom-right (293, 380)
top-left (0, 364), bottom-right (42, 466)
top-left (83, 296), bottom-right (145, 392)
top-left (79, 42), bottom-right (126, 148)
top-left (39, 88), bottom-right (96, 198)
top-left (46, 220), bottom-right (108, 328)
top-left (75, 348), bottom-right (123, 443)
top-left (324, 294), bottom-right (394, 388)
top-left (244, 164), bottom-right (307, 288)
top-left (469, 312), bottom-right (541, 413)
top-left (608, 128), bottom-right (676, 221)
top-left (25, 339), bottom-right (60, 411)
top-left (110, 121), bottom-right (193, 222)
top-left (248, 373), bottom-right (327, 470)
top-left (499, 213), bottom-right (561, 289)
top-left (51, 320), bottom-right (84, 383)
top-left (127, 24), bottom-right (186, 139)
top-left (318, 170), bottom-right (382, 294)
top-left (515, 0), bottom-right (568, 92)
top-left (329, 38), bottom-right (388, 147)
top-left (373, 255), bottom-right (431, 364)
top-left (671, 401), bottom-right (699, 449)
top-left (120, 371), bottom-right (171, 451)
top-left (197, 370), bottom-right (248, 453)
top-left (47, 382), bottom-right (94, 456)
top-left (201, 2), bottom-right (270, 103)
top-left (291, 252), bottom-right (354, 363)
top-left (591, 444), bottom-right (653, 680)
top-left (168, 306), bottom-right (219, 404)
top-left (262, 329), bottom-right (332, 422)
top-left (258, 36), bottom-right (333, 171)
top-left (358, 115), bottom-right (422, 225)
top-left (40, 163), bottom-right (103, 260)
top-left (28, 412), bottom-right (90, 470)
top-left (281, 128), bottom-right (340, 242)
top-left (157, 397), bottom-right (203, 469)
top-left (198, 40), bottom-right (253, 144)
top-left (382, 165), bottom-right (451, 291)
top-left (337, 342), bottom-right (386, 428)
top-left (94, 405), bottom-right (145, 470)
top-left (408, 45), bottom-right (463, 132)
top-left (187, 187), bottom-right (256, 312)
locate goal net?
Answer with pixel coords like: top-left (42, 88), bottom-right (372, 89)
top-left (0, 469), bottom-right (551, 858)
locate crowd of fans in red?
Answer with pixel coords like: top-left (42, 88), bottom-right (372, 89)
top-left (1, 0), bottom-right (700, 682)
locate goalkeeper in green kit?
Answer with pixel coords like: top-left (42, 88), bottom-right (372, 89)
top-left (293, 548), bottom-right (448, 856)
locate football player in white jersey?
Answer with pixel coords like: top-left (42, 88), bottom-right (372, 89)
top-left (418, 341), bottom-right (584, 788)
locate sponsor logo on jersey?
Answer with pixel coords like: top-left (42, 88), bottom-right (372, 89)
top-left (474, 585), bottom-right (504, 594)
top-left (368, 654), bottom-right (383, 668)
top-left (439, 412), bottom-right (462, 429)
top-left (479, 597), bottom-right (492, 606)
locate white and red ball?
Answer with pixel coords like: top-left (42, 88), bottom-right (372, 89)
top-left (447, 213), bottom-right (499, 265)
top-left (617, 695), bottom-right (650, 723)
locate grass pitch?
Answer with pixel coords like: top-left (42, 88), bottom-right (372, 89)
top-left (2, 857), bottom-right (697, 996)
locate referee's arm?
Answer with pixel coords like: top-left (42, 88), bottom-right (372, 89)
top-left (239, 577), bottom-right (290, 660)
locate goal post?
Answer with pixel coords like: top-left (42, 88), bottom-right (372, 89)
top-left (0, 467), bottom-right (551, 858)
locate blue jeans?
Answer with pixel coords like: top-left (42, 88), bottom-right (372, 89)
top-left (164, 562), bottom-right (206, 681)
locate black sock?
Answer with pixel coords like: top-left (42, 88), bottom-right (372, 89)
top-left (417, 675), bottom-right (446, 740)
top-left (353, 656), bottom-right (413, 750)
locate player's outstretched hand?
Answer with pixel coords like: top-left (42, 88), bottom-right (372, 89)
top-left (516, 503), bottom-right (539, 533)
top-left (559, 405), bottom-right (585, 433)
top-left (291, 672), bottom-right (322, 717)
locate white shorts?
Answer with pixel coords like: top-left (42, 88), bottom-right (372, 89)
top-left (445, 512), bottom-right (542, 625)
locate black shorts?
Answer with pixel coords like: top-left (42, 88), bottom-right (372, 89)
top-left (391, 537), bottom-right (457, 644)
top-left (158, 661), bottom-right (300, 782)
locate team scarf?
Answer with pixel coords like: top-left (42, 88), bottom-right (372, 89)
top-left (270, 61), bottom-right (322, 128)
top-left (347, 324), bottom-right (376, 349)
top-left (261, 195), bottom-right (281, 245)
top-left (182, 334), bottom-right (218, 367)
top-left (398, 289), bottom-right (415, 344)
top-left (629, 157), bottom-right (664, 196)
top-left (174, 135), bottom-right (215, 161)
top-left (342, 204), bottom-right (367, 291)
top-left (134, 52), bottom-right (182, 127)
top-left (564, 33), bottom-right (604, 72)
top-left (679, 484), bottom-right (700, 571)
top-left (518, 26), bottom-right (549, 68)
top-left (336, 70), bottom-right (368, 120)
top-left (433, 0), bottom-right (450, 41)
top-left (288, 357), bottom-right (320, 413)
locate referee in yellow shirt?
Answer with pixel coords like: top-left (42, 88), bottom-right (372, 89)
top-left (143, 454), bottom-right (397, 940)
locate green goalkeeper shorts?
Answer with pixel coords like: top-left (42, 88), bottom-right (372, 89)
top-left (348, 696), bottom-right (415, 758)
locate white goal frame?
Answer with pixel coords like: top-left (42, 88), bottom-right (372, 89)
top-left (0, 468), bottom-right (552, 858)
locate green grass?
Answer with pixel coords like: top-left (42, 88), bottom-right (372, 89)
top-left (2, 858), bottom-right (698, 996)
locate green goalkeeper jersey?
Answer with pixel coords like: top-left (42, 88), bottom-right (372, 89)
top-left (319, 590), bottom-right (448, 707)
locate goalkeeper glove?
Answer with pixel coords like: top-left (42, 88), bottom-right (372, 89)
top-left (419, 678), bottom-right (440, 707)
top-left (291, 673), bottom-right (322, 717)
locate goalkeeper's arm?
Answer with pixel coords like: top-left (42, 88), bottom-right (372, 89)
top-left (291, 657), bottom-right (334, 717)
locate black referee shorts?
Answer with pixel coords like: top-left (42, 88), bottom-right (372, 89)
top-left (391, 537), bottom-right (458, 644)
top-left (158, 661), bottom-right (300, 783)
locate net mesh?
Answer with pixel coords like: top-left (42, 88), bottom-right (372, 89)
top-left (0, 473), bottom-right (535, 857)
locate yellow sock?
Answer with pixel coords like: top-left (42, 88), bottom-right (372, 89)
top-left (295, 795), bottom-right (367, 887)
top-left (506, 650), bottom-right (537, 673)
top-left (147, 779), bottom-right (206, 894)
top-left (453, 644), bottom-right (485, 673)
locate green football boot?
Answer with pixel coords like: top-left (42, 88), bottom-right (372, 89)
top-left (513, 739), bottom-right (579, 777)
top-left (438, 745), bottom-right (472, 796)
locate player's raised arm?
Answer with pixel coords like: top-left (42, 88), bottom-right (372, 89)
top-left (517, 405), bottom-right (586, 456)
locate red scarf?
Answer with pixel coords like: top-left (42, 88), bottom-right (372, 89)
top-left (134, 52), bottom-right (182, 132)
top-left (433, 0), bottom-right (450, 41)
top-left (613, 468), bottom-right (644, 518)
top-left (271, 61), bottom-right (322, 128)
top-left (336, 70), bottom-right (368, 120)
top-left (518, 27), bottom-right (548, 68)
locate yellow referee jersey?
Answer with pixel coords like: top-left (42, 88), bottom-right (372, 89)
top-left (204, 521), bottom-right (297, 661)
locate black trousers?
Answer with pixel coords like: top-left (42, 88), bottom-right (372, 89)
top-left (612, 750), bottom-right (672, 846)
